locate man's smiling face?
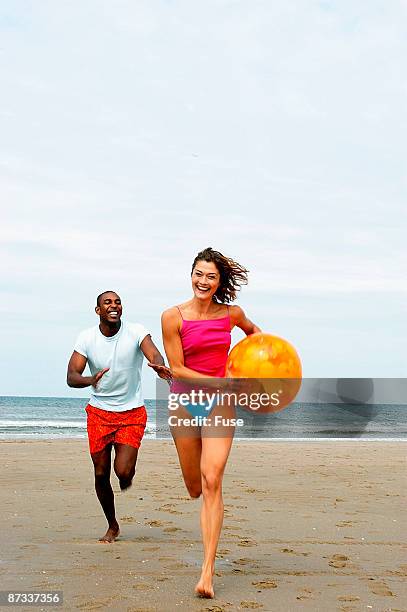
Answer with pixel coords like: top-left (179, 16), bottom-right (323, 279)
top-left (95, 292), bottom-right (123, 324)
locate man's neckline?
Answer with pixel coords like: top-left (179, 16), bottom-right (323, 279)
top-left (98, 321), bottom-right (122, 338)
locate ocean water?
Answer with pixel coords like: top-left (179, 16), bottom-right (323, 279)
top-left (0, 396), bottom-right (406, 441)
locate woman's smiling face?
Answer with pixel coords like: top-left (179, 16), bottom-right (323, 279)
top-left (191, 260), bottom-right (221, 301)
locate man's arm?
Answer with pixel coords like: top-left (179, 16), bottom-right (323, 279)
top-left (140, 335), bottom-right (172, 381)
top-left (67, 351), bottom-right (109, 388)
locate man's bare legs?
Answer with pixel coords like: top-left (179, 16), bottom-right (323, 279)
top-left (90, 444), bottom-right (120, 542)
top-left (113, 442), bottom-right (139, 491)
top-left (90, 442), bottom-right (139, 542)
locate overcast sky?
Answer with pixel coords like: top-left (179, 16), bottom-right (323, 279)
top-left (1, 1), bottom-right (406, 398)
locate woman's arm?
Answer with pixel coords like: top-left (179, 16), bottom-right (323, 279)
top-left (230, 305), bottom-right (261, 335)
top-left (161, 308), bottom-right (217, 381)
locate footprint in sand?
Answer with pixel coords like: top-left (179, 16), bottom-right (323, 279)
top-left (238, 538), bottom-right (256, 547)
top-left (132, 583), bottom-right (153, 591)
top-left (76, 600), bottom-right (114, 610)
top-left (337, 595), bottom-right (360, 602)
top-left (328, 554), bottom-right (349, 569)
top-left (280, 548), bottom-right (311, 557)
top-left (240, 603), bottom-right (263, 609)
top-left (296, 587), bottom-right (313, 600)
top-left (336, 520), bottom-right (353, 528)
top-left (390, 564), bottom-right (407, 576)
top-left (233, 558), bottom-right (253, 566)
top-left (163, 526), bottom-right (181, 532)
top-left (120, 516), bottom-right (136, 523)
top-left (252, 580), bottom-right (278, 590)
top-left (157, 504), bottom-right (183, 515)
top-left (364, 578), bottom-right (394, 596)
top-left (146, 520), bottom-right (164, 527)
top-left (164, 561), bottom-right (189, 570)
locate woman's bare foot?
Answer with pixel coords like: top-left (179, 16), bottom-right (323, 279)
top-left (98, 523), bottom-right (120, 543)
top-left (195, 566), bottom-right (215, 598)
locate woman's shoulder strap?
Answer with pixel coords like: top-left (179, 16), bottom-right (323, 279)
top-left (175, 305), bottom-right (184, 320)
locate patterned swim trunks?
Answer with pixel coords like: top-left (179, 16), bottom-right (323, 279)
top-left (85, 404), bottom-right (147, 454)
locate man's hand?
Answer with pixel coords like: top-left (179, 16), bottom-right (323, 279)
top-left (91, 368), bottom-right (110, 388)
top-left (147, 362), bottom-right (172, 382)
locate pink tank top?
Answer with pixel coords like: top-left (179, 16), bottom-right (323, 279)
top-left (177, 306), bottom-right (231, 377)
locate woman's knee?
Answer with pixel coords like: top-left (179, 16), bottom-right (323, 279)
top-left (186, 481), bottom-right (202, 498)
top-left (201, 470), bottom-right (223, 494)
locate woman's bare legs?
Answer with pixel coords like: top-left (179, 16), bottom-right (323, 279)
top-left (171, 434), bottom-right (203, 498)
top-left (171, 407), bottom-right (234, 598)
top-left (195, 433), bottom-right (233, 597)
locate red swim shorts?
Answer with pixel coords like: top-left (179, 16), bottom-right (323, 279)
top-left (85, 404), bottom-right (147, 454)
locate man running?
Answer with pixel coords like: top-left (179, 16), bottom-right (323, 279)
top-left (67, 291), bottom-right (171, 543)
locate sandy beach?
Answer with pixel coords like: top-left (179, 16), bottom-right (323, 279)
top-left (1, 440), bottom-right (406, 611)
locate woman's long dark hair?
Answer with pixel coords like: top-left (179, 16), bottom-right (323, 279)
top-left (191, 247), bottom-right (248, 303)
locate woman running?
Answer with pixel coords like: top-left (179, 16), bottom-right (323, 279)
top-left (161, 247), bottom-right (261, 598)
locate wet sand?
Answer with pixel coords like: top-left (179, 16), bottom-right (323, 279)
top-left (1, 440), bottom-right (406, 611)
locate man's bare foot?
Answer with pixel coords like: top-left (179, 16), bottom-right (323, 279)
top-left (195, 568), bottom-right (215, 599)
top-left (98, 523), bottom-right (120, 543)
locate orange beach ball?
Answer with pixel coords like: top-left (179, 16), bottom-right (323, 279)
top-left (225, 333), bottom-right (302, 413)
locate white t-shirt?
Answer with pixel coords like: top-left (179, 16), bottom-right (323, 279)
top-left (74, 321), bottom-right (150, 412)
